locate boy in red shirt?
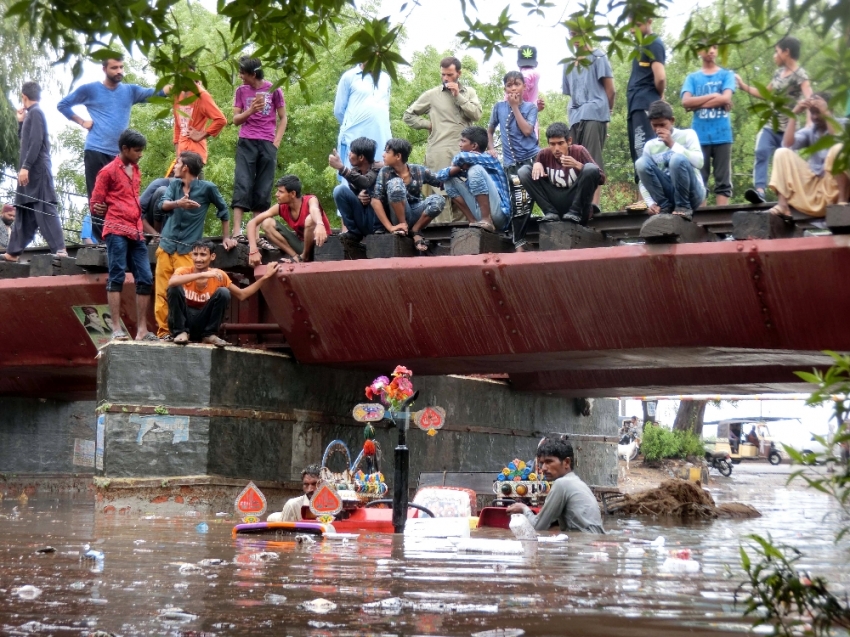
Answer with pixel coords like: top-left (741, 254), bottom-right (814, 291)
top-left (89, 129), bottom-right (155, 341)
top-left (246, 175), bottom-right (330, 264)
top-left (518, 122), bottom-right (605, 225)
top-left (168, 240), bottom-right (280, 346)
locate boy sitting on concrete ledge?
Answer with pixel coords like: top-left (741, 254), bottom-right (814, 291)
top-left (518, 122), bottom-right (604, 225)
top-left (635, 100), bottom-right (706, 221)
top-left (167, 240), bottom-right (279, 346)
top-left (435, 125), bottom-right (512, 235)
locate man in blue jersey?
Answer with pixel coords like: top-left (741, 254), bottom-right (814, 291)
top-left (58, 55), bottom-right (169, 241)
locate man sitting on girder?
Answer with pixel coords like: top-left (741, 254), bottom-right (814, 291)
top-left (506, 437), bottom-right (605, 534)
top-left (166, 240), bottom-right (279, 346)
top-left (518, 122), bottom-right (605, 225)
top-left (268, 464), bottom-right (321, 522)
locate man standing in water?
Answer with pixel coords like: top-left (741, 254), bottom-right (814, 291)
top-left (268, 465), bottom-right (321, 522)
top-left (506, 438), bottom-right (605, 533)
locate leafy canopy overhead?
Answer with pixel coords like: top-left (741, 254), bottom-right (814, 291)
top-left (5, 0), bottom-right (849, 168)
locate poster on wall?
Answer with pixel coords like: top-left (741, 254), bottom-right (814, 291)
top-left (95, 414), bottom-right (105, 470)
top-left (73, 438), bottom-right (95, 467)
top-left (72, 305), bottom-right (127, 348)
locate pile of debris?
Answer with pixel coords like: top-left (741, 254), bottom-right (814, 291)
top-left (607, 479), bottom-right (760, 519)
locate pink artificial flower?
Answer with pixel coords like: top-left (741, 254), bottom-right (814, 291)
top-left (394, 377), bottom-right (413, 397)
top-left (392, 365), bottom-right (412, 378)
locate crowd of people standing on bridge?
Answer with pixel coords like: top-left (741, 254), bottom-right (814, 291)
top-left (1, 16), bottom-right (849, 344)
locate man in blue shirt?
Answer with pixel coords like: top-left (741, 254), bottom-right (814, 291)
top-left (58, 55), bottom-right (168, 241)
top-left (681, 46), bottom-right (736, 205)
top-left (437, 126), bottom-right (512, 235)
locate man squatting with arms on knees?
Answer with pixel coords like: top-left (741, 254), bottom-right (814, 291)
top-left (267, 465), bottom-right (321, 522)
top-left (506, 437), bottom-right (605, 534)
top-left (167, 240), bottom-right (280, 346)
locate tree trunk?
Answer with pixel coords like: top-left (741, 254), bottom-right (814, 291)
top-left (673, 400), bottom-right (707, 436)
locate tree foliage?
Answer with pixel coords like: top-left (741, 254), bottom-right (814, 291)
top-left (0, 0), bottom-right (54, 169)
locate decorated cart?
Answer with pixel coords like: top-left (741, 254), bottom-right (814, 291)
top-left (476, 458), bottom-right (552, 529)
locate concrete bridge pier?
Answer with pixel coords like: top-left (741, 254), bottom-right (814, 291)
top-left (5, 341), bottom-right (619, 514)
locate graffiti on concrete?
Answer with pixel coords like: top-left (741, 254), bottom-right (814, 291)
top-left (132, 415), bottom-right (190, 445)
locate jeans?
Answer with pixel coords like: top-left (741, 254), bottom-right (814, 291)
top-left (518, 163), bottom-right (601, 224)
top-left (444, 165), bottom-right (509, 231)
top-left (84, 150), bottom-right (115, 242)
top-left (635, 153), bottom-right (706, 213)
top-left (753, 127), bottom-right (784, 192)
top-left (105, 234), bottom-right (153, 294)
top-left (167, 286), bottom-right (230, 340)
top-left (385, 178), bottom-right (445, 227)
top-left (333, 184), bottom-right (380, 238)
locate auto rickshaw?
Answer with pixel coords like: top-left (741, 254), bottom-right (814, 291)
top-left (709, 418), bottom-right (782, 465)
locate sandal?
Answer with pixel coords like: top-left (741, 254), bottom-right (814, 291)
top-left (138, 333), bottom-right (159, 342)
top-left (767, 205), bottom-right (792, 221)
top-left (672, 209), bottom-right (694, 221)
top-left (412, 234), bottom-right (428, 253)
top-left (469, 220), bottom-right (496, 233)
top-left (279, 254), bottom-right (303, 264)
top-left (111, 331), bottom-right (130, 341)
top-left (256, 236), bottom-right (277, 251)
top-left (233, 234), bottom-right (249, 245)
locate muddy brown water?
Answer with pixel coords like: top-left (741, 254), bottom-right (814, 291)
top-left (1, 472), bottom-right (848, 636)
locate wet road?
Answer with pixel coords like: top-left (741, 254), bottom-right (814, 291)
top-left (1, 474), bottom-right (847, 637)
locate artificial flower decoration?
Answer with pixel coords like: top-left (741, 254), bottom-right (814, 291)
top-left (365, 367), bottom-right (414, 413)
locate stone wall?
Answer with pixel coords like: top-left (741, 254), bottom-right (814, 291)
top-left (96, 342), bottom-right (618, 487)
top-left (0, 397), bottom-right (98, 474)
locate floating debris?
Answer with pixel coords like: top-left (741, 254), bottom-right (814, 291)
top-left (472, 629), bottom-right (525, 637)
top-left (13, 585), bottom-right (43, 600)
top-left (197, 558), bottom-right (227, 567)
top-left (157, 607), bottom-right (198, 622)
top-left (177, 563), bottom-right (204, 575)
top-left (250, 552), bottom-right (279, 562)
top-left (34, 546), bottom-right (56, 554)
top-left (298, 598), bottom-right (338, 613)
top-left (295, 534), bottom-right (316, 545)
top-left (264, 593), bottom-right (288, 605)
top-left (362, 597), bottom-right (499, 615)
top-left (660, 557), bottom-right (701, 574)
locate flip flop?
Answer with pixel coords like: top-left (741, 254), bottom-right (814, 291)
top-left (672, 209), bottom-right (694, 221)
top-left (767, 205), bottom-right (793, 221)
top-left (111, 331), bottom-right (130, 341)
top-left (279, 255), bottom-right (303, 264)
top-left (2, 253), bottom-right (19, 262)
top-left (469, 220), bottom-right (496, 233)
top-left (412, 234), bottom-right (428, 253)
top-left (138, 333), bottom-right (159, 342)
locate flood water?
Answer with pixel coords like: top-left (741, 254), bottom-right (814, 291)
top-left (1, 470), bottom-right (848, 637)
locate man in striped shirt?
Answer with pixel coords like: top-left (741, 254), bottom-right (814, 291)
top-left (635, 100), bottom-right (706, 220)
top-left (435, 126), bottom-right (512, 234)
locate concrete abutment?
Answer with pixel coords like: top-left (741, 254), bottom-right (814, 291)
top-left (3, 342), bottom-right (618, 512)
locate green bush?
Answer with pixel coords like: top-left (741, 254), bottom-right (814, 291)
top-left (641, 423), bottom-right (679, 461)
top-left (640, 423), bottom-right (706, 461)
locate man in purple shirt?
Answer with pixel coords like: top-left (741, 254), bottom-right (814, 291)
top-left (231, 57), bottom-right (288, 243)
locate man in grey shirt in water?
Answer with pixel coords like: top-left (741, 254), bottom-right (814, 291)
top-left (507, 437), bottom-right (605, 534)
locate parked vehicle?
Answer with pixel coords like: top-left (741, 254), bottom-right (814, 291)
top-left (707, 418), bottom-right (783, 465)
top-left (705, 449), bottom-right (733, 476)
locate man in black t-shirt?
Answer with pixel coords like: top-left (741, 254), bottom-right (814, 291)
top-left (626, 18), bottom-right (667, 188)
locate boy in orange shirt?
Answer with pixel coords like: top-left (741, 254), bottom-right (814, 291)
top-left (167, 240), bottom-right (279, 346)
top-left (173, 81), bottom-right (227, 169)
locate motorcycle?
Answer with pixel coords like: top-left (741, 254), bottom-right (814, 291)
top-left (705, 450), bottom-right (733, 477)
